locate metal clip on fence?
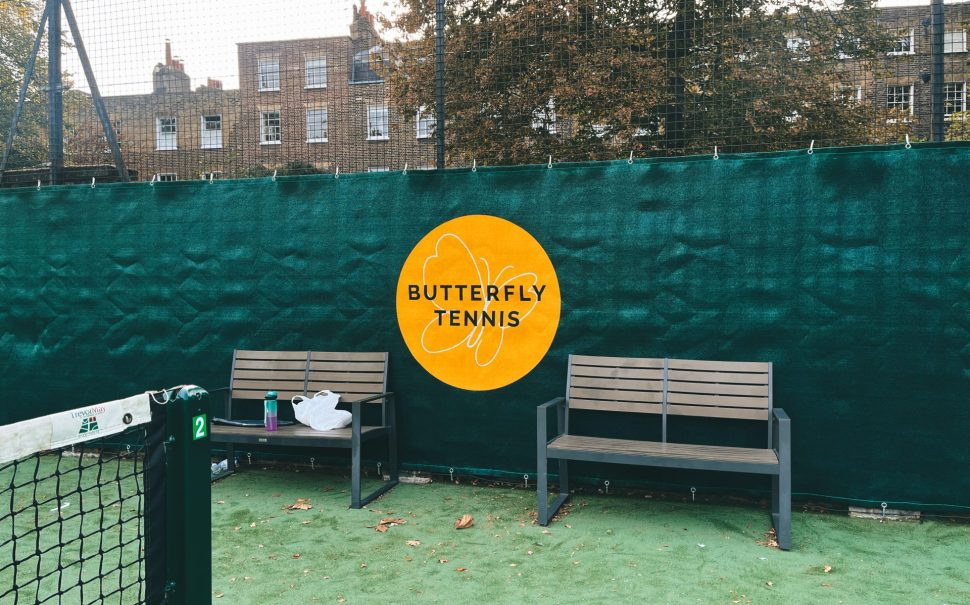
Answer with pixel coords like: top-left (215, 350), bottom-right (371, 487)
top-left (471, 159), bottom-right (477, 173)
top-left (402, 162), bottom-right (408, 175)
top-left (808, 140), bottom-right (815, 155)
top-left (905, 134), bottom-right (912, 149)
top-left (271, 169), bottom-right (277, 182)
top-left (628, 151), bottom-right (634, 165)
top-left (713, 146), bottom-right (719, 160)
top-left (335, 166), bottom-right (340, 179)
top-left (91, 177), bottom-right (96, 188)
top-left (547, 155), bottom-right (553, 169)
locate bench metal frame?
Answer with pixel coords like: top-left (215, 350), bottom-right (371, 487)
top-left (211, 350), bottom-right (399, 509)
top-left (537, 355), bottom-right (791, 550)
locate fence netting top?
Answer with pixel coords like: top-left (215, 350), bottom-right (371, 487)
top-left (1, 0), bottom-right (968, 185)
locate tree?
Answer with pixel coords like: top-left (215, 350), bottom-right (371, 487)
top-left (0, 0), bottom-right (48, 171)
top-left (382, 0), bottom-right (905, 164)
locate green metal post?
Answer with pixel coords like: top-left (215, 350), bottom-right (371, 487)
top-left (165, 385), bottom-right (211, 605)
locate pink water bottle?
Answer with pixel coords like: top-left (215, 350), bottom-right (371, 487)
top-left (264, 391), bottom-right (278, 432)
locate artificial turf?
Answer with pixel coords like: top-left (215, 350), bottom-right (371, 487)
top-left (211, 466), bottom-right (970, 604)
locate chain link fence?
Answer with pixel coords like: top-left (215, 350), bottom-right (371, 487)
top-left (1, 0), bottom-right (968, 185)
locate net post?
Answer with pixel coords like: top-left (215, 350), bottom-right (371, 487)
top-left (164, 385), bottom-right (211, 605)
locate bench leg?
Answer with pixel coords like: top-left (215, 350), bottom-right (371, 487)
top-left (537, 455), bottom-right (570, 526)
top-left (226, 444), bottom-right (236, 473)
top-left (772, 465), bottom-right (792, 550)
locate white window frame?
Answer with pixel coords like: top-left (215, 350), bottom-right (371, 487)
top-left (155, 117), bottom-right (177, 150)
top-left (306, 107), bottom-right (328, 143)
top-left (786, 35), bottom-right (811, 60)
top-left (531, 99), bottom-right (558, 134)
top-left (367, 166), bottom-right (390, 172)
top-left (886, 84), bottom-right (914, 120)
top-left (943, 82), bottom-right (967, 119)
top-left (258, 57), bottom-right (280, 91)
top-left (157, 173), bottom-right (178, 182)
top-left (200, 114), bottom-right (222, 149)
top-left (416, 106), bottom-right (435, 139)
top-left (888, 29), bottom-right (915, 56)
top-left (260, 110), bottom-right (281, 145)
top-left (834, 84), bottom-right (863, 103)
top-left (367, 104), bottom-right (389, 141)
top-left (944, 30), bottom-right (967, 54)
top-left (305, 56), bottom-right (327, 89)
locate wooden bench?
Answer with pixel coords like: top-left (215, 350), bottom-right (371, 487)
top-left (210, 350), bottom-right (398, 508)
top-left (537, 355), bottom-right (791, 550)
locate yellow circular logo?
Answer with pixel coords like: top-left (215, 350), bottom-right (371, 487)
top-left (396, 215), bottom-right (561, 391)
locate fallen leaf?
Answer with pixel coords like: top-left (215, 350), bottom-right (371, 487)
top-left (406, 540), bottom-right (421, 547)
top-left (249, 522), bottom-right (256, 528)
top-left (360, 563), bottom-right (367, 568)
top-left (439, 558), bottom-right (448, 564)
top-left (283, 498), bottom-right (313, 511)
top-left (216, 500), bottom-right (225, 505)
top-left (542, 529), bottom-right (551, 535)
top-left (373, 524), bottom-right (389, 533)
top-left (455, 567), bottom-right (468, 572)
top-left (766, 581), bottom-right (774, 587)
top-left (821, 583), bottom-right (832, 588)
top-left (823, 565), bottom-right (832, 573)
top-left (564, 524), bottom-right (572, 529)
top-left (214, 592), bottom-right (224, 598)
top-left (527, 550), bottom-right (534, 555)
top-left (292, 553), bottom-right (301, 559)
top-left (455, 514), bottom-right (474, 530)
top-left (404, 555), bottom-right (413, 562)
top-left (367, 518), bottom-right (406, 532)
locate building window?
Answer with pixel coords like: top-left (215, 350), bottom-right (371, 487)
top-left (201, 115), bottom-right (222, 149)
top-left (532, 99), bottom-right (558, 134)
top-left (156, 117), bottom-right (177, 150)
top-left (368, 166), bottom-right (389, 172)
top-left (944, 30), bottom-right (967, 54)
top-left (202, 171), bottom-right (223, 180)
top-left (258, 57), bottom-right (280, 91)
top-left (352, 45), bottom-right (384, 83)
top-left (786, 35), bottom-right (810, 60)
top-left (834, 84), bottom-right (863, 103)
top-left (157, 173), bottom-right (178, 182)
top-left (367, 105), bottom-right (389, 140)
top-left (305, 56), bottom-right (327, 88)
top-left (944, 82), bottom-right (967, 119)
top-left (260, 110), bottom-right (281, 144)
top-left (416, 106), bottom-right (435, 139)
top-left (886, 85), bottom-right (913, 116)
top-left (888, 29), bottom-right (914, 55)
top-left (306, 107), bottom-right (328, 142)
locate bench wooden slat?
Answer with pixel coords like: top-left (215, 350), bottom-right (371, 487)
top-left (569, 365), bottom-right (664, 380)
top-left (230, 389), bottom-right (307, 401)
top-left (666, 381), bottom-right (769, 397)
top-left (667, 392), bottom-right (769, 408)
top-left (233, 359), bottom-right (308, 370)
top-left (667, 403), bottom-right (769, 421)
top-left (232, 369), bottom-right (307, 381)
top-left (305, 371), bottom-right (386, 383)
top-left (569, 387), bottom-right (663, 404)
top-left (306, 383), bottom-right (385, 398)
top-left (235, 350), bottom-right (309, 360)
top-left (309, 361), bottom-right (386, 372)
top-left (548, 435), bottom-right (778, 466)
top-left (570, 355), bottom-right (665, 369)
top-left (309, 351), bottom-right (387, 362)
top-left (667, 359), bottom-right (769, 373)
top-left (569, 399), bottom-right (663, 414)
top-left (569, 376), bottom-right (664, 391)
top-left (232, 379), bottom-right (307, 392)
top-left (667, 369), bottom-right (769, 385)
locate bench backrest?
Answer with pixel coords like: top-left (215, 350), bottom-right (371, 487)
top-left (230, 349), bottom-right (388, 402)
top-left (567, 354), bottom-right (772, 441)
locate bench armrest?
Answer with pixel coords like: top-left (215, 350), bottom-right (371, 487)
top-left (537, 397), bottom-right (567, 446)
top-left (350, 392), bottom-right (395, 430)
top-left (772, 408), bottom-right (791, 461)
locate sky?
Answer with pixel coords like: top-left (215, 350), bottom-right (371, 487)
top-left (58, 0), bottom-right (942, 96)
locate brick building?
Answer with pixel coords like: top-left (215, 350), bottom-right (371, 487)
top-left (81, 1), bottom-right (434, 181)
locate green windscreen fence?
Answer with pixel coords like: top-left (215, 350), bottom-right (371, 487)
top-left (1, 144), bottom-right (968, 508)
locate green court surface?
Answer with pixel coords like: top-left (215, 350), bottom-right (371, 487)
top-left (211, 467), bottom-right (970, 604)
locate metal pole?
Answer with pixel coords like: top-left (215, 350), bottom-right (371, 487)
top-left (62, 0), bottom-right (129, 182)
top-left (47, 0), bottom-right (63, 185)
top-left (434, 0), bottom-right (445, 170)
top-left (930, 0), bottom-right (945, 142)
top-left (0, 4), bottom-right (50, 185)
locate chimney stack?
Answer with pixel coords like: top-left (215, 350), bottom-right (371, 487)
top-left (207, 78), bottom-right (223, 90)
top-left (165, 39), bottom-right (172, 66)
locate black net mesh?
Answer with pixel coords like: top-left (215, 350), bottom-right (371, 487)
top-left (0, 428), bottom-right (148, 605)
top-left (0, 0), bottom-right (968, 184)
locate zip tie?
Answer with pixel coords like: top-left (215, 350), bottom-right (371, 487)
top-left (713, 146), bottom-right (719, 160)
top-left (472, 159), bottom-right (477, 172)
top-left (628, 151), bottom-right (634, 165)
top-left (808, 140), bottom-right (814, 155)
top-left (271, 169), bottom-right (277, 182)
top-left (905, 134), bottom-right (911, 149)
top-left (547, 155), bottom-right (553, 169)
top-left (403, 162), bottom-right (408, 175)
top-left (90, 177), bottom-right (96, 188)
